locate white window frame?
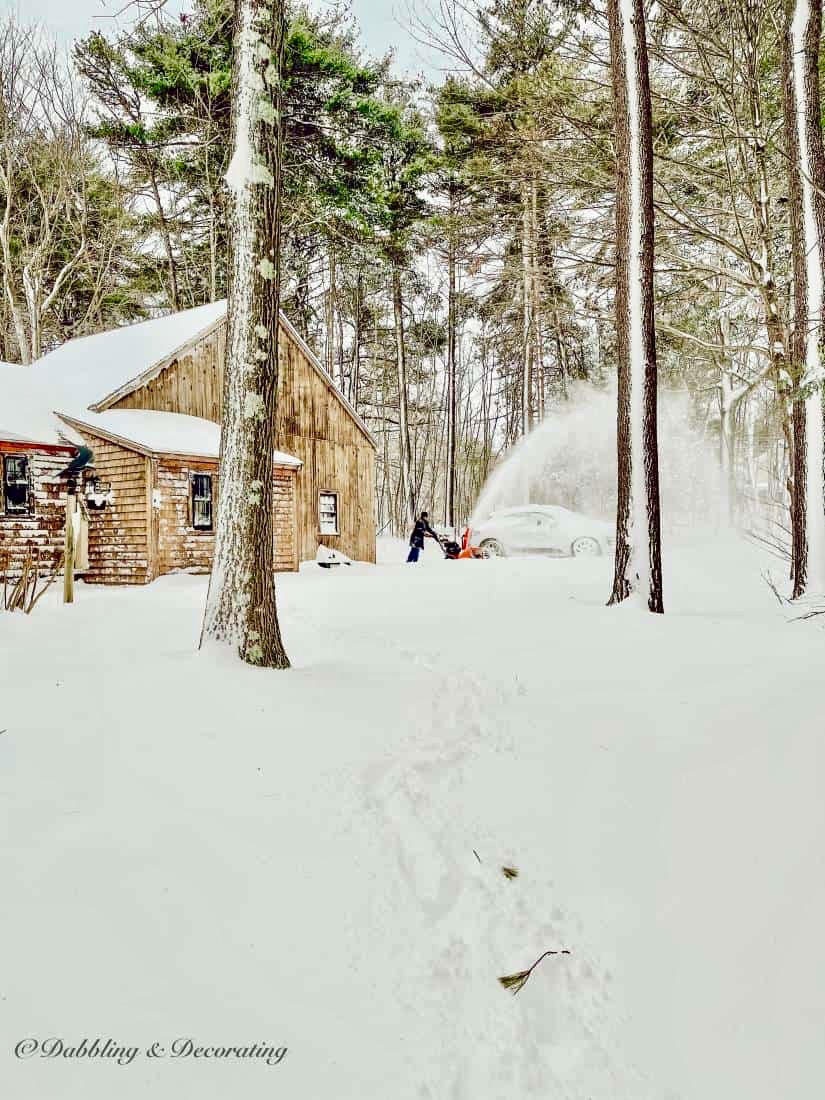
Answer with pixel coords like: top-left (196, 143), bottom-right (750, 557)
top-left (319, 490), bottom-right (339, 535)
top-left (191, 472), bottom-right (214, 531)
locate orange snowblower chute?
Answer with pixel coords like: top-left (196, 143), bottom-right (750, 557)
top-left (457, 527), bottom-right (484, 559)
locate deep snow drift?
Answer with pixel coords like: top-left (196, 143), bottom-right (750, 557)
top-left (1, 537), bottom-right (823, 1099)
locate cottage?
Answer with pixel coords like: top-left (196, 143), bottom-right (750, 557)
top-left (0, 304), bottom-right (376, 584)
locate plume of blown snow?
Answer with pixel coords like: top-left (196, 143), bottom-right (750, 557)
top-left (471, 383), bottom-right (722, 536)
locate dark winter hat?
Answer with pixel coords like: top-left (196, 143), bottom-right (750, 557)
top-left (421, 510), bottom-right (429, 518)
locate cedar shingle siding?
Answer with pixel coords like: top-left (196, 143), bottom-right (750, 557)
top-left (75, 428), bottom-right (299, 585)
top-left (155, 458), bottom-right (297, 576)
top-left (82, 436), bottom-right (152, 585)
top-left (0, 449), bottom-right (68, 573)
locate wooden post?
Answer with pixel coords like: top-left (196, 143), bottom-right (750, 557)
top-left (63, 491), bottom-right (75, 604)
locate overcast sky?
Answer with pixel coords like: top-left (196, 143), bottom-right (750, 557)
top-left (0, 0), bottom-right (442, 78)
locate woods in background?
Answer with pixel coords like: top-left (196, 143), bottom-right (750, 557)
top-left (2, 0), bottom-right (824, 588)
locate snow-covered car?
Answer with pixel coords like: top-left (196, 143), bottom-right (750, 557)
top-left (468, 505), bottom-right (614, 558)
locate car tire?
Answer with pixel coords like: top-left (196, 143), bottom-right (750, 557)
top-left (480, 538), bottom-right (505, 558)
top-left (571, 536), bottom-right (601, 557)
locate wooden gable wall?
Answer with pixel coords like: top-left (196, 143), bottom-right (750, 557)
top-left (107, 320), bottom-right (376, 564)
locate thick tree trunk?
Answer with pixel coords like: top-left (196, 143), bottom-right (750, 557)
top-left (444, 206), bottom-right (457, 527)
top-left (782, 0), bottom-right (825, 594)
top-left (391, 260), bottom-right (415, 521)
top-left (781, 11), bottom-right (809, 593)
top-left (607, 0), bottom-right (664, 612)
top-left (529, 174), bottom-right (544, 418)
top-left (201, 0), bottom-right (289, 668)
top-left (521, 190), bottom-right (533, 436)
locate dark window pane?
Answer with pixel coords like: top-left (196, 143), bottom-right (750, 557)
top-left (192, 474), bottom-right (213, 530)
top-left (4, 456), bottom-right (30, 515)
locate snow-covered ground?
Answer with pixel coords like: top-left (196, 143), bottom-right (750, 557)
top-left (1, 535), bottom-right (823, 1099)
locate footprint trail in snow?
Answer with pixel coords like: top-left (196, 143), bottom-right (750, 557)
top-left (362, 657), bottom-right (670, 1099)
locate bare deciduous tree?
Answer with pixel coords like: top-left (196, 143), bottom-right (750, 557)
top-left (0, 20), bottom-right (94, 363)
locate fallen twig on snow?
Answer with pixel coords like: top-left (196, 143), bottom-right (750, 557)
top-left (498, 949), bottom-right (571, 996)
top-left (790, 606), bottom-right (825, 622)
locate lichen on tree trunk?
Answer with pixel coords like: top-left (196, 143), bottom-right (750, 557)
top-left (607, 0), bottom-right (664, 613)
top-left (201, 0), bottom-right (290, 668)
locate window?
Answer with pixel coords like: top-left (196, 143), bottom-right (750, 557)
top-left (191, 474), bottom-right (213, 530)
top-left (319, 491), bottom-right (339, 535)
top-left (3, 456), bottom-right (31, 515)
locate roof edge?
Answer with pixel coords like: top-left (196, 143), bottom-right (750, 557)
top-left (0, 436), bottom-right (77, 453)
top-left (56, 412), bottom-right (302, 467)
top-left (57, 413), bottom-right (154, 457)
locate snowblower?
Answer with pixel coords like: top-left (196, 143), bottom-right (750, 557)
top-left (439, 536), bottom-right (462, 559)
top-left (438, 528), bottom-right (486, 560)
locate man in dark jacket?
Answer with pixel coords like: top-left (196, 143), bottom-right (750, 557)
top-left (406, 511), bottom-right (440, 562)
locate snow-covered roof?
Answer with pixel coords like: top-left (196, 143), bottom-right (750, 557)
top-left (0, 361), bottom-right (300, 465)
top-left (4, 300), bottom-right (372, 451)
top-left (31, 300), bottom-right (374, 443)
top-left (32, 301), bottom-right (226, 412)
top-left (0, 365), bottom-right (84, 448)
top-left (58, 409), bottom-right (302, 466)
